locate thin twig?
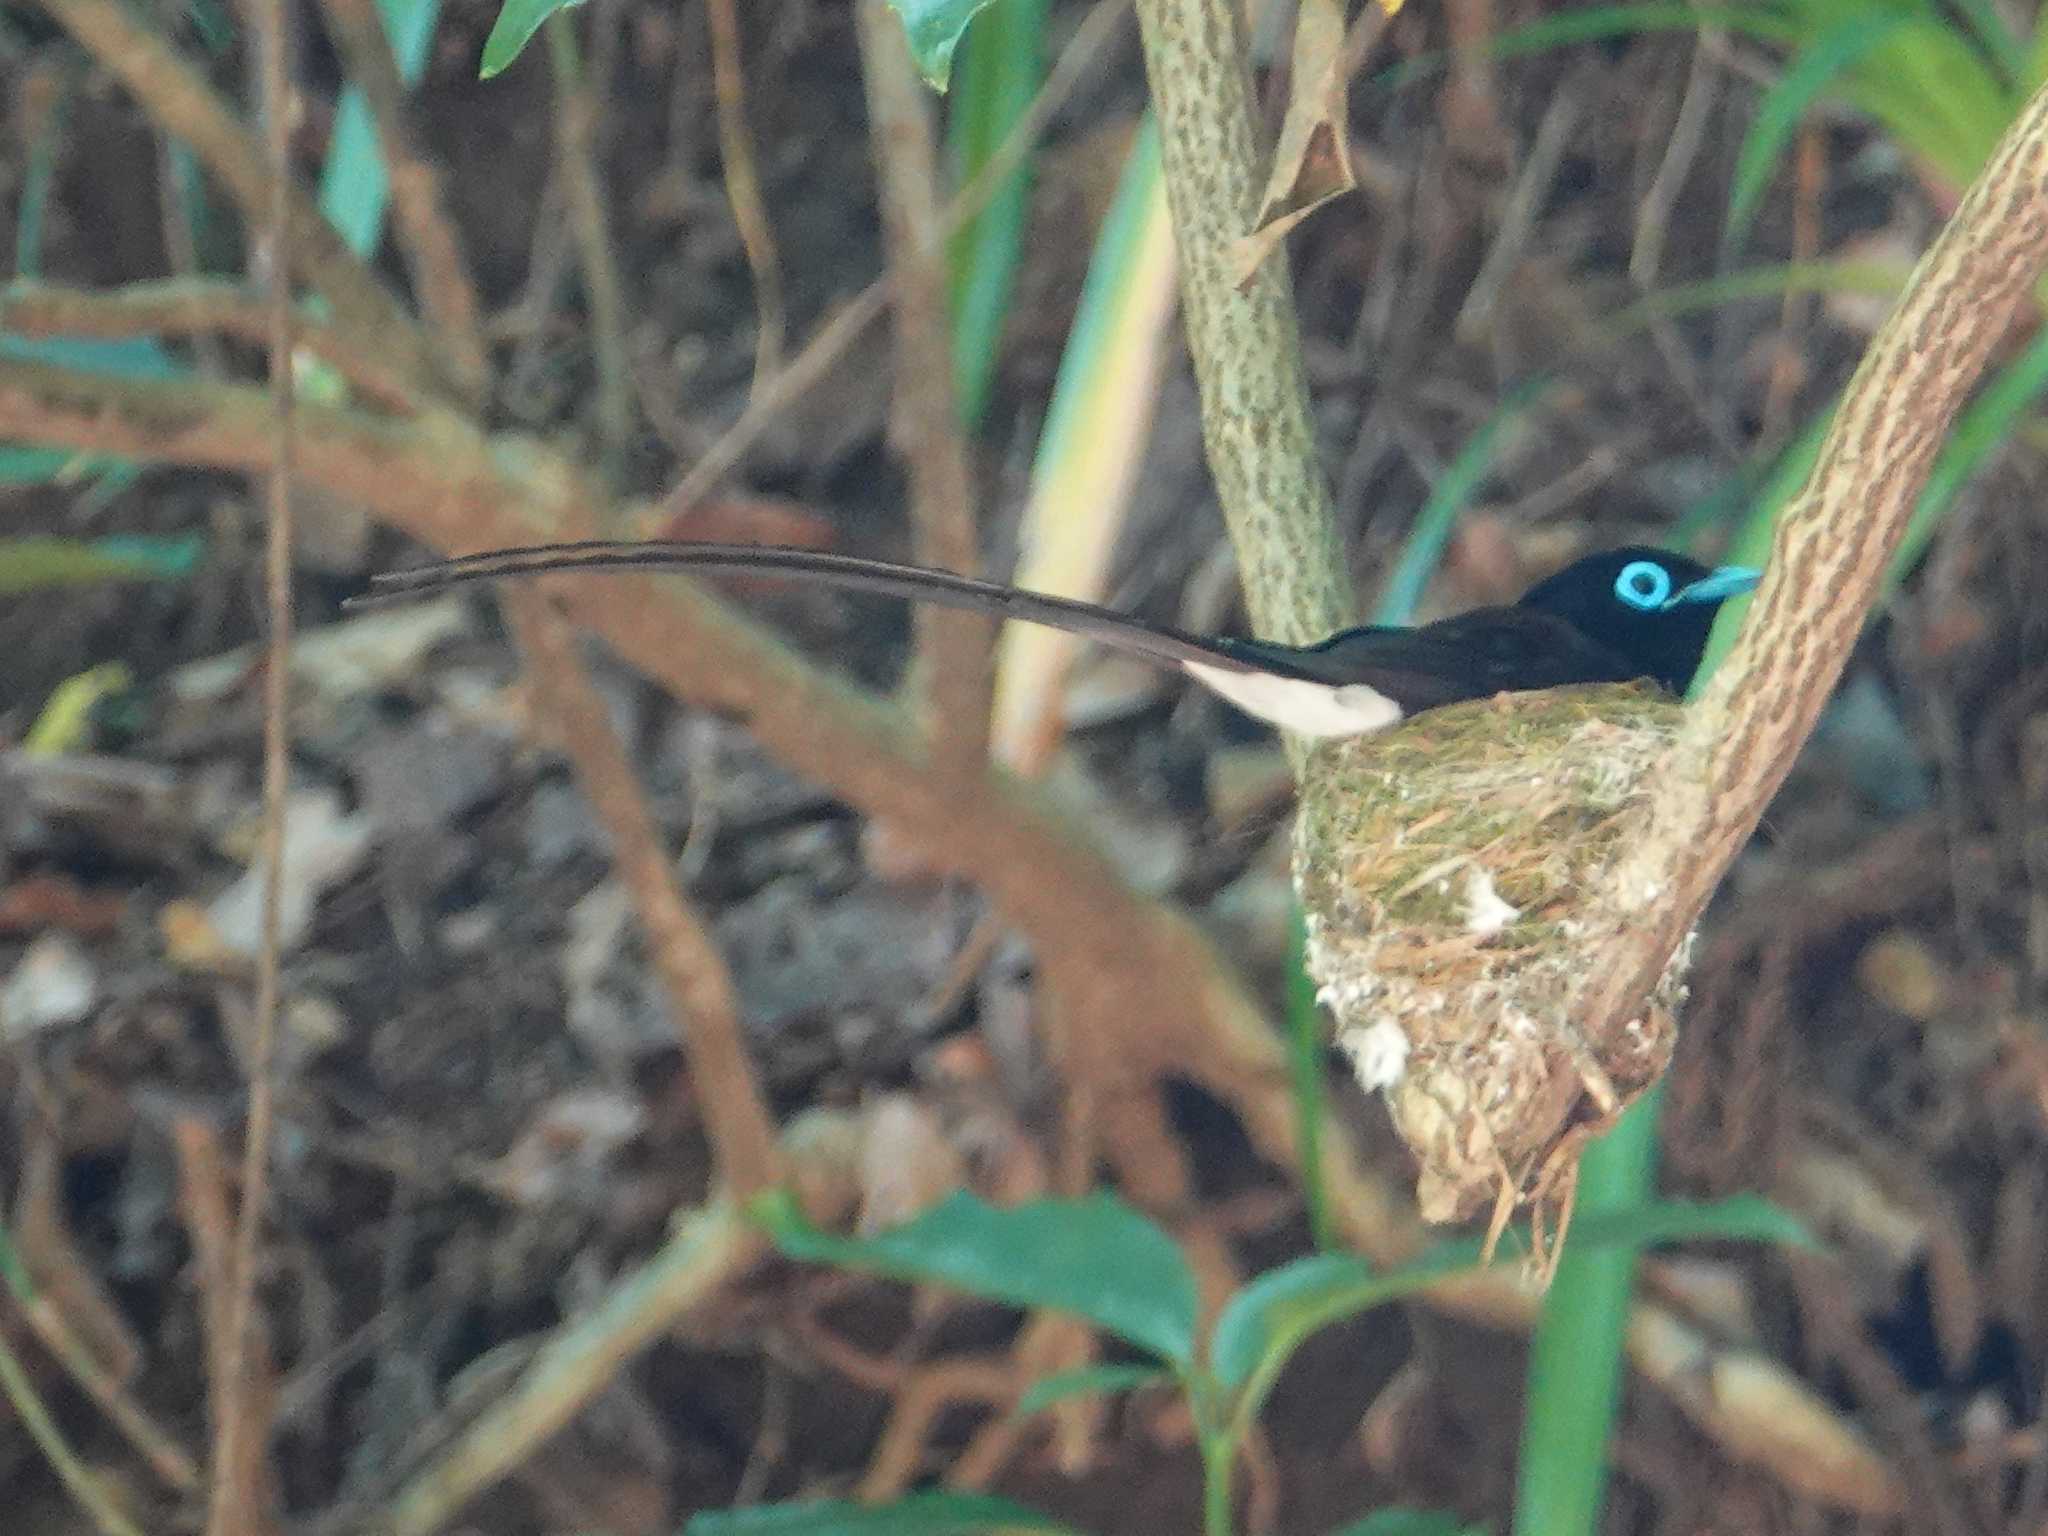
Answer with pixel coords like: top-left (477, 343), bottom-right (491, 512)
top-left (3, 1274), bottom-right (202, 1493)
top-left (546, 12), bottom-right (636, 485)
top-left (313, 0), bottom-right (488, 398)
top-left (661, 0), bottom-right (1133, 515)
top-left (0, 1331), bottom-right (146, 1536)
top-left (177, 1117), bottom-right (278, 1536)
top-left (705, 0), bottom-right (785, 389)
top-left (208, 0), bottom-right (294, 1526)
top-left (501, 595), bottom-right (782, 1195)
top-left (0, 278), bottom-right (424, 412)
top-left (34, 0), bottom-right (445, 398)
top-left (855, 0), bottom-right (992, 770)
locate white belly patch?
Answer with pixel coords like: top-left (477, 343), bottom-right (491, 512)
top-left (1181, 661), bottom-right (1403, 738)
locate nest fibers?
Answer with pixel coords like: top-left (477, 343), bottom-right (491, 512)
top-left (1293, 682), bottom-right (1695, 1246)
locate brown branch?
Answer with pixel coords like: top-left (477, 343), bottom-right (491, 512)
top-left (208, 0), bottom-right (295, 1527)
top-left (704, 0), bottom-right (785, 386)
top-left (313, 0), bottom-right (488, 399)
top-left (173, 1118), bottom-right (278, 1536)
top-left (32, 0), bottom-right (446, 400)
top-left (0, 279), bottom-right (424, 414)
top-left (1574, 74), bottom-right (2048, 1060)
top-left (855, 0), bottom-right (993, 772)
top-left (384, 1203), bottom-right (758, 1536)
top-left (501, 596), bottom-right (781, 1196)
top-left (545, 15), bottom-right (636, 484)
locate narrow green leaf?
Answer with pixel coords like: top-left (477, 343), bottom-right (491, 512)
top-left (1725, 14), bottom-right (1910, 251)
top-left (1323, 1511), bottom-right (1482, 1536)
top-left (1514, 1084), bottom-right (1662, 1536)
top-left (1374, 376), bottom-right (1551, 626)
top-left (685, 1491), bottom-right (1083, 1535)
top-left (1889, 321), bottom-right (2048, 593)
top-left (0, 535), bottom-right (204, 595)
top-left (945, 0), bottom-right (1047, 427)
top-left (1014, 1362), bottom-right (1170, 1416)
top-left (1378, 6), bottom-right (1800, 91)
top-left (320, 0), bottom-right (445, 255)
top-left (887, 0), bottom-right (1005, 90)
top-left (1950, 0), bottom-right (2025, 80)
top-left (751, 1189), bottom-right (1200, 1366)
top-left (1284, 903), bottom-right (1335, 1252)
top-left (479, 0), bottom-right (582, 78)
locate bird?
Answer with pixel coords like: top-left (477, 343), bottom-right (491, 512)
top-left (355, 540), bottom-right (1760, 739)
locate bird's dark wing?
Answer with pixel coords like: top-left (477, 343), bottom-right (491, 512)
top-left (1249, 606), bottom-right (1647, 715)
top-left (357, 540), bottom-right (1265, 676)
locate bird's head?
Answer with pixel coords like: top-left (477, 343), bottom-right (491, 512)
top-left (1516, 545), bottom-right (1760, 694)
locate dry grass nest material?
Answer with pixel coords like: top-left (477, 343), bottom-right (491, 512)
top-left (1294, 682), bottom-right (1694, 1239)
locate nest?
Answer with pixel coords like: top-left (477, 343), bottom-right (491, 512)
top-left (1293, 682), bottom-right (1695, 1251)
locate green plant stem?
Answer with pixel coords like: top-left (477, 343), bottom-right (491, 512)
top-left (1200, 1429), bottom-right (1237, 1536)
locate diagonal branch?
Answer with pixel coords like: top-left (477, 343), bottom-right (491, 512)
top-left (1577, 78), bottom-right (2048, 1050)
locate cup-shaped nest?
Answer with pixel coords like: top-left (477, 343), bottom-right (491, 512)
top-left (1293, 683), bottom-right (1694, 1234)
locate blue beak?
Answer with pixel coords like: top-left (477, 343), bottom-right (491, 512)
top-left (1666, 565), bottom-right (1760, 608)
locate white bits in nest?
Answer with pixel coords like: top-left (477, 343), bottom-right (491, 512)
top-left (1462, 868), bottom-right (1521, 936)
top-left (1340, 1018), bottom-right (1411, 1089)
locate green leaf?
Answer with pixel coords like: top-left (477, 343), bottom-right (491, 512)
top-left (1211, 1198), bottom-right (1807, 1405)
top-left (321, 0), bottom-right (445, 254)
top-left (685, 1492), bottom-right (1082, 1535)
top-left (888, 0), bottom-right (1005, 90)
top-left (0, 535), bottom-right (203, 594)
top-left (1725, 14), bottom-right (1910, 252)
top-left (1374, 376), bottom-right (1552, 626)
top-left (1211, 1251), bottom-right (1395, 1394)
top-left (945, 0), bottom-right (1047, 427)
top-left (751, 1189), bottom-right (1200, 1367)
top-left (1014, 1362), bottom-right (1170, 1417)
top-left (1889, 319), bottom-right (2048, 592)
top-left (1284, 903), bottom-right (1335, 1252)
top-left (1323, 1511), bottom-right (1482, 1536)
top-left (479, 0), bottom-right (582, 78)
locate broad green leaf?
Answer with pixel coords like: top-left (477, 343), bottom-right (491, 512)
top-left (1014, 1362), bottom-right (1170, 1417)
top-left (751, 1189), bottom-right (1200, 1366)
top-left (479, 0), bottom-right (582, 78)
top-left (685, 1491), bottom-right (1082, 1535)
top-left (888, 0), bottom-right (1005, 90)
top-left (1725, 14), bottom-right (1911, 251)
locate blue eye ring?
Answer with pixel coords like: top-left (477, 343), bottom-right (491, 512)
top-left (1614, 559), bottom-right (1672, 611)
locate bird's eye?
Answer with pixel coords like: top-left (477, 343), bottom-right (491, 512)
top-left (1614, 560), bottom-right (1672, 611)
